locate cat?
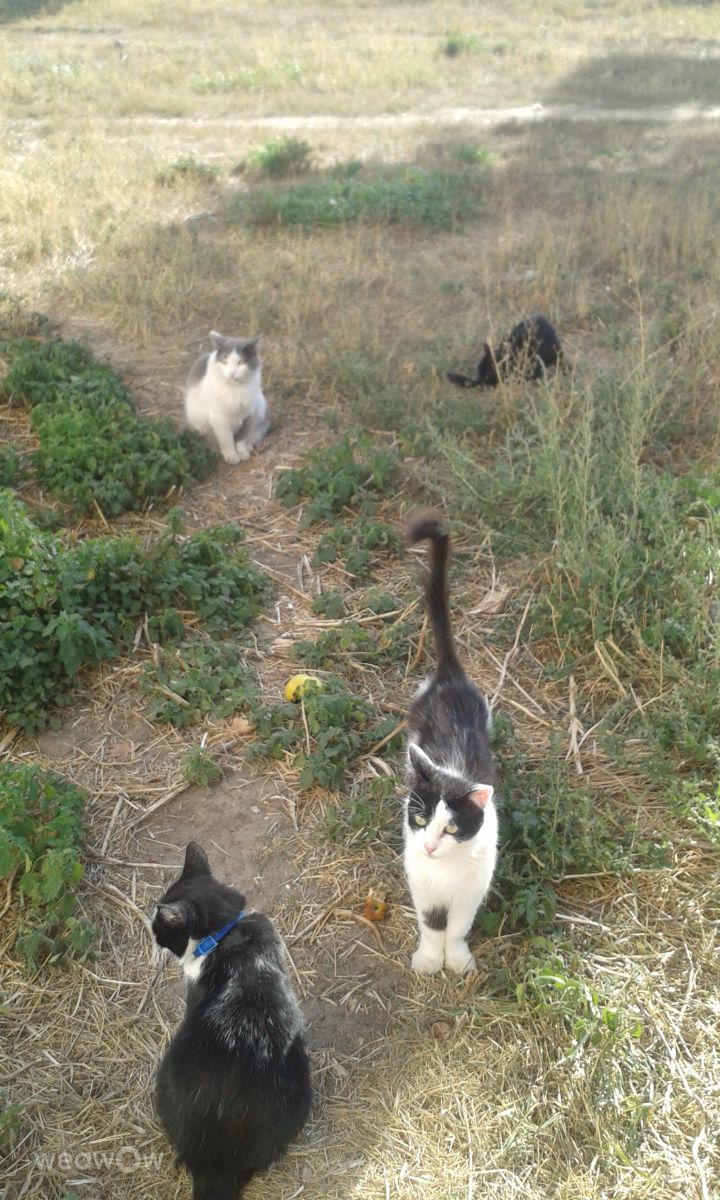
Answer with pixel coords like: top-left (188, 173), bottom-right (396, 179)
top-left (152, 842), bottom-right (312, 1200)
top-left (403, 510), bottom-right (498, 976)
top-left (184, 331), bottom-right (269, 464)
top-left (447, 313), bottom-right (565, 389)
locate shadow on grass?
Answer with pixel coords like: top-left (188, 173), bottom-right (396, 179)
top-left (0, 0), bottom-right (78, 23)
top-left (548, 52), bottom-right (720, 108)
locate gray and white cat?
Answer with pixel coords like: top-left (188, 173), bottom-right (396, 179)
top-left (403, 510), bottom-right (498, 975)
top-left (184, 331), bottom-right (269, 465)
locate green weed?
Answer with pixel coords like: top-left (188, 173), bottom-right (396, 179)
top-left (292, 618), bottom-right (413, 672)
top-left (0, 763), bottom-right (93, 972)
top-left (155, 155), bottom-right (220, 187)
top-left (140, 640), bottom-right (258, 728)
top-left (0, 498), bottom-right (269, 731)
top-left (244, 137), bottom-right (312, 178)
top-left (0, 337), bottom-right (217, 516)
top-left (441, 32), bottom-right (481, 57)
top-left (482, 718), bottom-right (665, 933)
top-left (182, 746), bottom-right (224, 787)
top-left (321, 775), bottom-right (397, 846)
top-left (248, 677), bottom-right (400, 791)
top-left (314, 518), bottom-right (402, 580)
top-left (229, 166), bottom-right (483, 231)
top-left (275, 433), bottom-right (397, 526)
top-left (310, 590), bottom-right (346, 619)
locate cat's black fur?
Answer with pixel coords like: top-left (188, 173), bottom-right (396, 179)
top-left (447, 314), bottom-right (566, 389)
top-left (152, 843), bottom-right (312, 1200)
top-left (405, 510), bottom-right (495, 830)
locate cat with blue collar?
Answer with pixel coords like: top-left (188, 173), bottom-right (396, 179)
top-left (152, 842), bottom-right (311, 1200)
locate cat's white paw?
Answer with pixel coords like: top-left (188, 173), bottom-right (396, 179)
top-left (412, 949), bottom-right (443, 975)
top-left (222, 450), bottom-right (242, 465)
top-left (445, 946), bottom-right (477, 975)
top-left (234, 442), bottom-right (252, 461)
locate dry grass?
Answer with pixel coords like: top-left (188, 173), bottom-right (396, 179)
top-left (2, 3), bottom-right (720, 1200)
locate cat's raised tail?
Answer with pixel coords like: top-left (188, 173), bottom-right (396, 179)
top-left (405, 509), bottom-right (462, 679)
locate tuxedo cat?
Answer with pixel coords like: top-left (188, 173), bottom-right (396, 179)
top-left (184, 331), bottom-right (269, 464)
top-left (403, 511), bottom-right (498, 975)
top-left (152, 842), bottom-right (311, 1199)
top-left (447, 314), bottom-right (565, 388)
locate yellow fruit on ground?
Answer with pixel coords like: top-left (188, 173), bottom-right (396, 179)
top-left (283, 674), bottom-right (323, 702)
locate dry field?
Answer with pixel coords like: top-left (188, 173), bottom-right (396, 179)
top-left (1, 3), bottom-right (720, 1200)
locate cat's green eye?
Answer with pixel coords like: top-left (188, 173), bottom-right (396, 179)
top-left (413, 813), bottom-right (428, 827)
top-left (445, 820), bottom-right (459, 834)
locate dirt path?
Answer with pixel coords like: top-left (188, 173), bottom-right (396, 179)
top-left (9, 101), bottom-right (720, 133)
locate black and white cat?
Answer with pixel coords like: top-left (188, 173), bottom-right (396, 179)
top-left (152, 842), bottom-right (311, 1200)
top-left (447, 313), bottom-right (565, 389)
top-left (184, 331), bottom-right (269, 464)
top-left (403, 511), bottom-right (498, 975)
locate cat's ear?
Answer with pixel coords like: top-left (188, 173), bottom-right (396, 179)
top-left (468, 784), bottom-right (494, 809)
top-left (246, 334), bottom-right (262, 350)
top-left (209, 330), bottom-right (225, 351)
top-left (181, 842), bottom-right (212, 879)
top-left (483, 340), bottom-right (493, 357)
top-left (155, 901), bottom-right (188, 925)
top-left (408, 742), bottom-right (436, 782)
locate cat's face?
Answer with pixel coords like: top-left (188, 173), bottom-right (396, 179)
top-left (405, 744), bottom-right (494, 860)
top-left (151, 842), bottom-right (246, 958)
top-left (210, 331), bottom-right (262, 383)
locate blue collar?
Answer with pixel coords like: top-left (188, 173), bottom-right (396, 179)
top-left (192, 911), bottom-right (245, 959)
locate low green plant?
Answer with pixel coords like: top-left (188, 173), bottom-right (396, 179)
top-left (0, 496), bottom-right (269, 731)
top-left (0, 337), bottom-right (218, 515)
top-left (672, 776), bottom-right (720, 848)
top-left (141, 640), bottom-right (258, 728)
top-left (155, 155), bottom-right (220, 187)
top-left (310, 590), bottom-right (346, 619)
top-left (245, 137), bottom-right (312, 178)
top-left (229, 166), bottom-right (483, 231)
top-left (322, 775), bottom-right (397, 846)
top-left (248, 677), bottom-right (400, 790)
top-left (482, 718), bottom-right (665, 933)
top-left (292, 618), bottom-right (413, 671)
top-left (0, 763), bottom-right (93, 971)
top-left (364, 589), bottom-right (403, 616)
top-left (441, 32), bottom-right (481, 56)
top-left (182, 746), bottom-right (224, 787)
top-left (274, 432), bottom-right (397, 525)
top-left (450, 142), bottom-right (492, 165)
top-left (314, 518), bottom-right (402, 580)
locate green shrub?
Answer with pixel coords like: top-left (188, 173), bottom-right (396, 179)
top-left (155, 155), bottom-right (220, 186)
top-left (310, 590), bottom-right (346, 619)
top-left (0, 496), bottom-right (269, 731)
top-left (482, 718), bottom-right (666, 933)
top-left (275, 433), bottom-right (397, 525)
top-left (292, 619), bottom-right (413, 671)
top-left (182, 746), bottom-right (224, 787)
top-left (314, 518), bottom-right (402, 580)
top-left (0, 763), bottom-right (93, 971)
top-left (0, 337), bottom-right (217, 516)
top-left (248, 677), bottom-right (401, 790)
top-left (245, 137), bottom-right (312, 178)
top-left (441, 32), bottom-right (481, 56)
top-left (141, 640), bottom-right (258, 728)
top-left (229, 166), bottom-right (483, 231)
top-left (322, 775), bottom-right (397, 846)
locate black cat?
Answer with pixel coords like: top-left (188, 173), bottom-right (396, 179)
top-left (447, 314), bottom-right (566, 388)
top-left (152, 842), bottom-right (312, 1200)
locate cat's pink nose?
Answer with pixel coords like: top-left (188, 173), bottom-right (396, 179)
top-left (424, 842), bottom-right (437, 855)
